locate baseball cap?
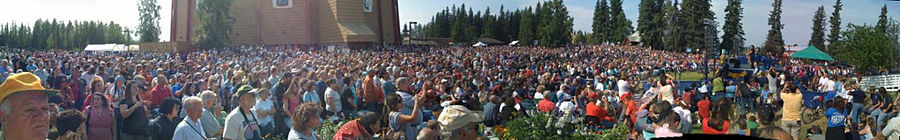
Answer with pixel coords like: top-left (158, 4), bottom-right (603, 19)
top-left (438, 105), bottom-right (483, 131)
top-left (235, 85), bottom-right (254, 98)
top-left (0, 72), bottom-right (59, 105)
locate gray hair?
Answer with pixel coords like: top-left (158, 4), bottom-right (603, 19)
top-left (440, 128), bottom-right (469, 140)
top-left (198, 90), bottom-right (217, 103)
top-left (183, 96), bottom-right (203, 111)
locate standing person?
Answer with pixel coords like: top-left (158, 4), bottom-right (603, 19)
top-left (391, 77), bottom-right (423, 140)
top-left (173, 97), bottom-right (206, 140)
top-left (657, 78), bottom-right (674, 104)
top-left (0, 72), bottom-right (59, 140)
top-left (385, 88), bottom-right (426, 140)
top-left (149, 98), bottom-right (182, 140)
top-left (254, 88), bottom-right (275, 135)
top-left (119, 81), bottom-right (150, 140)
top-left (287, 102), bottom-right (323, 140)
top-left (849, 85), bottom-right (866, 124)
top-left (362, 71), bottom-right (384, 114)
top-left (825, 97), bottom-right (848, 140)
top-left (198, 90), bottom-right (223, 138)
top-left (149, 75), bottom-right (172, 108)
top-left (85, 93), bottom-right (117, 140)
top-left (482, 95), bottom-right (500, 127)
top-left (324, 79), bottom-right (342, 118)
top-left (780, 83), bottom-right (803, 140)
top-left (223, 85), bottom-right (262, 140)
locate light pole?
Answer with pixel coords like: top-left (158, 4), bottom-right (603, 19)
top-left (409, 21), bottom-right (418, 38)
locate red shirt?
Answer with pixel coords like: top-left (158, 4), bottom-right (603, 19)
top-left (682, 91), bottom-right (694, 106)
top-left (333, 120), bottom-right (371, 140)
top-left (585, 101), bottom-right (603, 118)
top-left (537, 99), bottom-right (556, 113)
top-left (149, 85), bottom-right (172, 108)
top-left (697, 99), bottom-right (711, 120)
top-left (702, 119), bottom-right (730, 134)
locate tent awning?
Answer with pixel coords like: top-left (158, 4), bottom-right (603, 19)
top-left (84, 44), bottom-right (136, 52)
top-left (789, 45), bottom-right (834, 61)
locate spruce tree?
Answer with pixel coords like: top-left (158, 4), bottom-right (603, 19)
top-left (877, 4), bottom-right (889, 32)
top-left (664, 0), bottom-right (684, 51)
top-left (610, 0), bottom-right (632, 43)
top-left (809, 6), bottom-right (827, 50)
top-left (721, 0), bottom-right (744, 53)
top-left (592, 0), bottom-right (610, 44)
top-left (763, 0), bottom-right (784, 55)
top-left (827, 0), bottom-right (842, 49)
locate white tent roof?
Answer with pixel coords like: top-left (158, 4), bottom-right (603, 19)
top-left (84, 44), bottom-right (139, 52)
top-left (509, 40), bottom-right (519, 46)
top-left (628, 31), bottom-right (641, 42)
top-left (472, 42), bottom-right (487, 47)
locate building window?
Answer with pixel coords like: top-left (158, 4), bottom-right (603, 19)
top-left (274, 0), bottom-right (292, 8)
top-left (363, 0), bottom-right (372, 12)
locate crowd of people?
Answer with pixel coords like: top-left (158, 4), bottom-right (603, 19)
top-left (0, 44), bottom-right (896, 140)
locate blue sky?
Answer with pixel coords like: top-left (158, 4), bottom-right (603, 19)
top-left (399, 0), bottom-right (900, 46)
top-left (0, 0), bottom-right (896, 45)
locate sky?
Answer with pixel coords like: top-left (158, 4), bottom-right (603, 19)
top-left (1, 0), bottom-right (898, 46)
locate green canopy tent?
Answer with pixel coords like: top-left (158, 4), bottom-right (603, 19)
top-left (790, 45), bottom-right (834, 61)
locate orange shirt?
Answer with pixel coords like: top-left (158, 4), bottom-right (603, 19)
top-left (586, 101), bottom-right (603, 117)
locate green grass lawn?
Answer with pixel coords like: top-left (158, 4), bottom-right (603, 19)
top-left (668, 72), bottom-right (714, 81)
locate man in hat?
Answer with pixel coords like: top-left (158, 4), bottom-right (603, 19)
top-left (0, 72), bottom-right (59, 140)
top-left (223, 85), bottom-right (261, 140)
top-left (438, 105), bottom-right (483, 140)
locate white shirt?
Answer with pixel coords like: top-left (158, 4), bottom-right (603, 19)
top-left (255, 98), bottom-right (274, 125)
top-left (173, 117), bottom-right (206, 140)
top-left (824, 80), bottom-right (835, 92)
top-left (558, 101), bottom-right (575, 113)
top-left (618, 80), bottom-right (630, 97)
top-left (672, 106), bottom-right (692, 124)
top-left (223, 108), bottom-right (260, 140)
top-left (324, 87), bottom-right (342, 113)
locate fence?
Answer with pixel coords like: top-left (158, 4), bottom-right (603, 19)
top-left (860, 74), bottom-right (900, 92)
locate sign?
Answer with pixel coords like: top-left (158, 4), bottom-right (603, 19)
top-left (273, 0), bottom-right (292, 8)
top-left (363, 0), bottom-right (373, 12)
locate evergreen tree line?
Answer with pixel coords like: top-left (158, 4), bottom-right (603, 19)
top-left (0, 19), bottom-right (133, 50)
top-left (407, 0), bottom-right (574, 46)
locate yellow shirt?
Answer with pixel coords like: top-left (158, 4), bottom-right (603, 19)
top-left (781, 92), bottom-right (803, 121)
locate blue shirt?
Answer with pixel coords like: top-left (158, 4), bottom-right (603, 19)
top-left (826, 107), bottom-right (847, 128)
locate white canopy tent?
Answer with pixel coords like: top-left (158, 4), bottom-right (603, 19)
top-left (84, 44), bottom-right (139, 52)
top-left (509, 40), bottom-right (519, 46)
top-left (472, 42), bottom-right (487, 47)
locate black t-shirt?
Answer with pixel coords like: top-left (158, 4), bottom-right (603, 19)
top-left (850, 90), bottom-right (866, 104)
top-left (118, 99), bottom-right (149, 135)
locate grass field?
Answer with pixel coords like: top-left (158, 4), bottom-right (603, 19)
top-left (668, 72), bottom-right (713, 81)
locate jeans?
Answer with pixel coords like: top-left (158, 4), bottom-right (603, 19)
top-left (871, 109), bottom-right (895, 131)
top-left (850, 103), bottom-right (865, 124)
